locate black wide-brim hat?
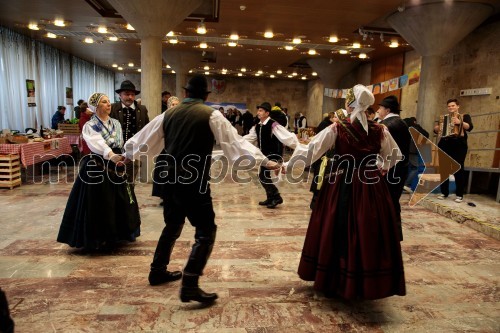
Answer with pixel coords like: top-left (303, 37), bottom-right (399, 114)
top-left (115, 80), bottom-right (140, 94)
top-left (183, 75), bottom-right (211, 94)
top-left (378, 95), bottom-right (400, 112)
top-left (256, 102), bottom-right (271, 112)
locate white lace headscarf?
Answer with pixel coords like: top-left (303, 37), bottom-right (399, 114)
top-left (88, 92), bottom-right (106, 113)
top-left (347, 84), bottom-right (375, 134)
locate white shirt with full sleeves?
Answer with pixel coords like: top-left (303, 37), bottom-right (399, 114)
top-left (284, 122), bottom-right (401, 171)
top-left (243, 117), bottom-right (299, 149)
top-left (123, 109), bottom-right (268, 164)
top-left (82, 117), bottom-right (122, 160)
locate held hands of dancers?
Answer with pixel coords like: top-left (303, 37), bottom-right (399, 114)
top-left (109, 152), bottom-right (125, 166)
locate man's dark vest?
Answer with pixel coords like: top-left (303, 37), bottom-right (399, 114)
top-left (255, 119), bottom-right (283, 161)
top-left (381, 116), bottom-right (411, 167)
top-left (162, 101), bottom-right (214, 183)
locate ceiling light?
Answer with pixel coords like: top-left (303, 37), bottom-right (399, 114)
top-left (197, 20), bottom-right (207, 35)
top-left (108, 36), bottom-right (118, 41)
top-left (264, 31), bottom-right (274, 38)
top-left (339, 50), bottom-right (348, 54)
top-left (205, 71), bottom-right (209, 75)
top-left (287, 75), bottom-right (293, 78)
top-left (126, 24), bottom-right (134, 30)
top-left (228, 41), bottom-right (237, 47)
top-left (238, 73), bottom-right (243, 77)
top-left (270, 75), bottom-right (275, 78)
top-left (257, 70), bottom-right (263, 74)
top-left (329, 36), bottom-right (338, 43)
top-left (284, 45), bottom-right (294, 51)
top-left (128, 62), bottom-right (134, 67)
top-left (28, 23), bottom-right (40, 30)
top-left (204, 65), bottom-right (210, 70)
top-left (389, 40), bottom-right (399, 48)
top-left (312, 72), bottom-right (318, 76)
top-left (97, 26), bottom-right (108, 33)
top-left (199, 42), bottom-right (208, 49)
top-left (118, 66), bottom-right (123, 70)
top-left (189, 70), bottom-right (193, 73)
top-left (353, 42), bottom-right (361, 48)
top-left (292, 38), bottom-right (301, 44)
top-left (301, 76), bottom-right (307, 80)
top-left (84, 37), bottom-right (96, 44)
top-left (222, 71), bottom-right (227, 75)
top-left (46, 32), bottom-right (57, 39)
top-left (292, 72), bottom-right (298, 76)
top-left (112, 64), bottom-right (118, 68)
top-left (169, 39), bottom-right (178, 44)
top-left (255, 73), bottom-right (260, 76)
top-left (172, 70), bottom-right (176, 74)
top-left (54, 19), bottom-right (66, 27)
top-left (277, 69), bottom-right (282, 74)
top-left (240, 67), bottom-right (246, 72)
top-left (166, 31), bottom-right (174, 37)
top-left (166, 64), bottom-right (171, 68)
top-left (229, 34), bottom-right (239, 40)
top-left (137, 69), bottom-right (141, 72)
top-left (359, 53), bottom-right (367, 59)
top-left (222, 68), bottom-right (227, 73)
top-left (308, 49), bottom-right (317, 55)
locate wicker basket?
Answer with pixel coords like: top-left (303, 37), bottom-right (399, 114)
top-left (58, 123), bottom-right (80, 134)
top-left (7, 135), bottom-right (29, 144)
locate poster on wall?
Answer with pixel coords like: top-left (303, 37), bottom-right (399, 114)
top-left (408, 69), bottom-right (420, 85)
top-left (66, 87), bottom-right (73, 105)
top-left (26, 79), bottom-right (36, 107)
top-left (211, 78), bottom-right (226, 94)
top-left (206, 102), bottom-right (248, 113)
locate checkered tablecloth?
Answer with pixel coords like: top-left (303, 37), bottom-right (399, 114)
top-left (0, 138), bottom-right (72, 167)
top-left (64, 134), bottom-right (83, 152)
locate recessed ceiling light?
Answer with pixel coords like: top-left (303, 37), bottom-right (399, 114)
top-left (292, 72), bottom-right (298, 76)
top-left (270, 75), bottom-right (275, 78)
top-left (257, 70), bottom-right (263, 74)
top-left (389, 40), bottom-right (399, 48)
top-left (112, 64), bottom-right (118, 68)
top-left (204, 65), bottom-right (210, 70)
top-left (277, 69), bottom-right (282, 74)
top-left (199, 42), bottom-right (208, 49)
top-left (108, 36), bottom-right (118, 41)
top-left (126, 24), bottom-right (134, 31)
top-left (238, 73), bottom-right (243, 76)
top-left (169, 39), bottom-right (178, 44)
top-left (229, 34), bottom-right (239, 40)
top-left (359, 53), bottom-right (367, 59)
top-left (308, 49), bottom-right (316, 55)
top-left (97, 26), bottom-right (108, 33)
top-left (255, 73), bottom-right (260, 76)
top-left (287, 75), bottom-right (293, 78)
top-left (197, 21), bottom-right (207, 35)
top-left (301, 76), bottom-right (307, 80)
top-left (228, 41), bottom-right (237, 47)
top-left (312, 72), bottom-right (318, 76)
top-left (137, 69), bottom-right (141, 72)
top-left (128, 62), bottom-right (134, 67)
top-left (264, 31), bottom-right (274, 38)
top-left (166, 31), bottom-right (174, 37)
top-left (353, 42), bottom-right (361, 48)
top-left (284, 45), bottom-right (294, 51)
top-left (172, 70), bottom-right (176, 73)
top-left (46, 32), bottom-right (57, 39)
top-left (118, 66), bottom-right (123, 70)
top-left (240, 67), bottom-right (246, 72)
top-left (28, 23), bottom-right (39, 30)
top-left (189, 70), bottom-right (193, 73)
top-left (166, 64), bottom-right (171, 68)
top-left (54, 19), bottom-right (66, 27)
top-left (205, 71), bottom-right (209, 75)
top-left (329, 36), bottom-right (338, 43)
top-left (339, 49), bottom-right (348, 54)
top-left (292, 38), bottom-right (301, 44)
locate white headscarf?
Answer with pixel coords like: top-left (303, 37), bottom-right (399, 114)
top-left (348, 84), bottom-right (375, 134)
top-left (87, 92), bottom-right (106, 113)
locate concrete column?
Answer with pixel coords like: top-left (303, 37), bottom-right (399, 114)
top-left (306, 58), bottom-right (358, 124)
top-left (387, 1), bottom-right (493, 132)
top-left (175, 70), bottom-right (187, 99)
top-left (140, 36), bottom-right (163, 118)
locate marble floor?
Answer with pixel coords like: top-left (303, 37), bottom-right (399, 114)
top-left (0, 167), bottom-right (499, 332)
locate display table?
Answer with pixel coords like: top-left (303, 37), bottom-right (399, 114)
top-left (64, 134), bottom-right (83, 152)
top-left (0, 138), bottom-right (72, 167)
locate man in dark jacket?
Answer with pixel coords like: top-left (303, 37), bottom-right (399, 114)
top-left (377, 95), bottom-right (411, 240)
top-left (110, 80), bottom-right (149, 184)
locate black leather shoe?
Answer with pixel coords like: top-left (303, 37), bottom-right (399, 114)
top-left (258, 199), bottom-right (271, 206)
top-left (266, 196), bottom-right (283, 209)
top-left (148, 270), bottom-right (182, 286)
top-left (180, 287), bottom-right (218, 303)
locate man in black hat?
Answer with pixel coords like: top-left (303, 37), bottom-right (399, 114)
top-left (123, 75), bottom-right (280, 304)
top-left (377, 95), bottom-right (411, 240)
top-left (111, 80), bottom-right (149, 184)
top-left (243, 102), bottom-right (299, 208)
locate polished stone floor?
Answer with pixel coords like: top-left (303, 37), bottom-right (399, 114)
top-left (0, 167), bottom-right (499, 332)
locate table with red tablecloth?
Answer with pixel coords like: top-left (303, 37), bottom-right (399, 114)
top-left (0, 138), bottom-right (72, 167)
top-left (64, 134), bottom-right (83, 152)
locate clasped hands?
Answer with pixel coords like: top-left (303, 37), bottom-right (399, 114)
top-left (265, 160), bottom-right (287, 175)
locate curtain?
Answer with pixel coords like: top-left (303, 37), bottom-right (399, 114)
top-left (0, 27), bottom-right (115, 131)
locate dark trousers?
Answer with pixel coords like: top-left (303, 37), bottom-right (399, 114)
top-left (386, 164), bottom-right (408, 240)
top-left (151, 182), bottom-right (217, 276)
top-left (258, 166), bottom-right (280, 199)
top-left (438, 138), bottom-right (468, 197)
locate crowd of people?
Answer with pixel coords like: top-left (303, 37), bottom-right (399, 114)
top-left (54, 75), bottom-right (472, 305)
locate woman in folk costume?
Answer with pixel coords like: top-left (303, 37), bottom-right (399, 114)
top-left (57, 92), bottom-right (141, 250)
top-left (287, 84), bottom-right (406, 300)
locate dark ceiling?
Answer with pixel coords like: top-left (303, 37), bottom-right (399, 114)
top-left (0, 0), bottom-right (498, 80)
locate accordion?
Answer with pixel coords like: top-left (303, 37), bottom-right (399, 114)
top-left (439, 112), bottom-right (463, 138)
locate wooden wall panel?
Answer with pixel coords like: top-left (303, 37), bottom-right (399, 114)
top-left (371, 53), bottom-right (404, 107)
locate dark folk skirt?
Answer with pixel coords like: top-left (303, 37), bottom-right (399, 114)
top-left (57, 154), bottom-right (141, 250)
top-left (298, 168), bottom-right (406, 300)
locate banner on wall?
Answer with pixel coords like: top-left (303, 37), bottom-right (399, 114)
top-left (66, 87), bottom-right (73, 105)
top-left (206, 102), bottom-right (248, 112)
top-left (324, 69), bottom-right (421, 98)
top-left (26, 79), bottom-right (36, 107)
top-left (211, 79), bottom-right (226, 94)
